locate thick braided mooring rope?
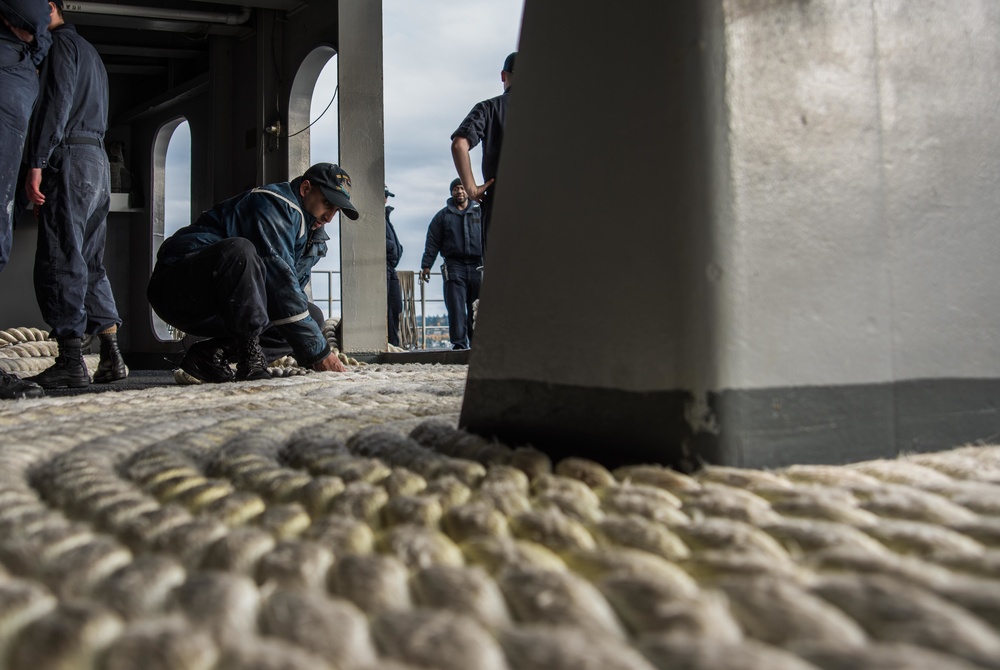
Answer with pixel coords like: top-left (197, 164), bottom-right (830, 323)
top-left (0, 324), bottom-right (363, 381)
top-left (0, 327), bottom-right (101, 374)
top-left (175, 318), bottom-right (364, 383)
top-left (0, 353), bottom-right (999, 668)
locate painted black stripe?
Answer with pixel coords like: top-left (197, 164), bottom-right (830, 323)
top-left (460, 378), bottom-right (1000, 471)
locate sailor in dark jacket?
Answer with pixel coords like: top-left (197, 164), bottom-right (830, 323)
top-left (385, 185), bottom-right (403, 347)
top-left (420, 179), bottom-right (482, 350)
top-left (0, 0), bottom-right (49, 272)
top-left (148, 163), bottom-right (359, 383)
top-left (0, 0), bottom-right (50, 200)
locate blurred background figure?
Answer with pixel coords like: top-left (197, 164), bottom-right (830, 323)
top-left (420, 179), bottom-right (482, 350)
top-left (0, 0), bottom-right (50, 399)
top-left (385, 184), bottom-right (403, 347)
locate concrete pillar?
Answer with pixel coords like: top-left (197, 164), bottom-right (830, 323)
top-left (338, 0), bottom-right (386, 354)
top-left (460, 0), bottom-right (1000, 469)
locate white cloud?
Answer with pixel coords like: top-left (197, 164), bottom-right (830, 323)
top-left (164, 121), bottom-right (191, 237)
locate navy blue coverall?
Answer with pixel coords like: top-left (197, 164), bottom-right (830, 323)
top-left (420, 198), bottom-right (483, 349)
top-left (0, 0), bottom-right (50, 272)
top-left (26, 21), bottom-right (120, 339)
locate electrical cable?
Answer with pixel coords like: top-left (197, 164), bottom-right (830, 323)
top-left (276, 84), bottom-right (338, 139)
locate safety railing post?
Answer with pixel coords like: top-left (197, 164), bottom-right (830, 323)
top-left (420, 275), bottom-right (426, 350)
top-left (313, 268), bottom-right (447, 349)
top-left (327, 271), bottom-right (333, 320)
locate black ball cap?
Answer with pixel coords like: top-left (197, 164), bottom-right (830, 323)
top-left (303, 163), bottom-right (360, 220)
top-left (503, 52), bottom-right (516, 73)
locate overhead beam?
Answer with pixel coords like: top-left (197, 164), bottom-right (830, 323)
top-left (112, 73), bottom-right (209, 125)
top-left (63, 2), bottom-right (251, 25)
top-left (187, 0), bottom-right (304, 10)
top-left (95, 44), bottom-right (205, 59)
top-left (105, 64), bottom-right (168, 75)
top-left (69, 13), bottom-right (251, 36)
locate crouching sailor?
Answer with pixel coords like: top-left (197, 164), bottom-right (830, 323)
top-left (148, 163), bottom-right (358, 383)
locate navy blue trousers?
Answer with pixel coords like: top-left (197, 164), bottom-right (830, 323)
top-left (259, 301), bottom-right (325, 362)
top-left (34, 143), bottom-right (121, 338)
top-left (0, 41), bottom-right (38, 273)
top-left (480, 190), bottom-right (494, 261)
top-left (443, 259), bottom-right (481, 349)
top-left (148, 237), bottom-right (269, 341)
top-left (387, 267), bottom-right (402, 346)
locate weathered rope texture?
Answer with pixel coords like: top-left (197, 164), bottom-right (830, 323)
top-left (0, 357), bottom-right (998, 669)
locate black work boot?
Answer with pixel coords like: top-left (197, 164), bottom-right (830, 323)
top-left (0, 369), bottom-right (44, 400)
top-left (93, 331), bottom-right (129, 383)
top-left (235, 336), bottom-right (271, 381)
top-left (27, 337), bottom-right (90, 389)
top-left (179, 338), bottom-right (235, 383)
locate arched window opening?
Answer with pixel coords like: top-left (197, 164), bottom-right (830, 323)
top-left (151, 118), bottom-right (191, 341)
top-left (289, 48), bottom-right (340, 320)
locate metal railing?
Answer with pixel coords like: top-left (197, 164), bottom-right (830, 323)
top-left (310, 269), bottom-right (450, 350)
top-left (310, 269), bottom-right (342, 321)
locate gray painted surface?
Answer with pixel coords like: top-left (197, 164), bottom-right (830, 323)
top-left (338, 0), bottom-right (387, 355)
top-left (720, 0), bottom-right (892, 389)
top-left (0, 213), bottom-right (132, 347)
top-left (469, 2), bottom-right (715, 392)
top-left (288, 46), bottom-right (336, 181)
top-left (462, 0), bottom-right (1000, 466)
top-left (0, 220), bottom-right (45, 331)
top-left (878, 0), bottom-right (1000, 380)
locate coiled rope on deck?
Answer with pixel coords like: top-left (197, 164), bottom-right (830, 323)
top-left (260, 317), bottom-right (362, 377)
top-left (0, 322), bottom-right (363, 380)
top-left (0, 326), bottom-right (49, 345)
top-left (0, 356), bottom-right (999, 670)
top-left (0, 327), bottom-right (100, 374)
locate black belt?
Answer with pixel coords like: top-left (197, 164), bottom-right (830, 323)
top-left (63, 136), bottom-right (102, 148)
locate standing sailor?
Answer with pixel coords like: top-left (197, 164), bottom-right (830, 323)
top-left (24, 0), bottom-right (127, 389)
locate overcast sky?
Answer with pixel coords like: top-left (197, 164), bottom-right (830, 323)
top-left (310, 0), bottom-right (524, 314)
top-left (166, 0), bottom-right (524, 317)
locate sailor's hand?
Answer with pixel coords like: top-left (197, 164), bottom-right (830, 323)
top-left (420, 268), bottom-right (431, 282)
top-left (25, 168), bottom-right (44, 206)
top-left (469, 178), bottom-right (494, 203)
top-left (313, 352), bottom-right (347, 373)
